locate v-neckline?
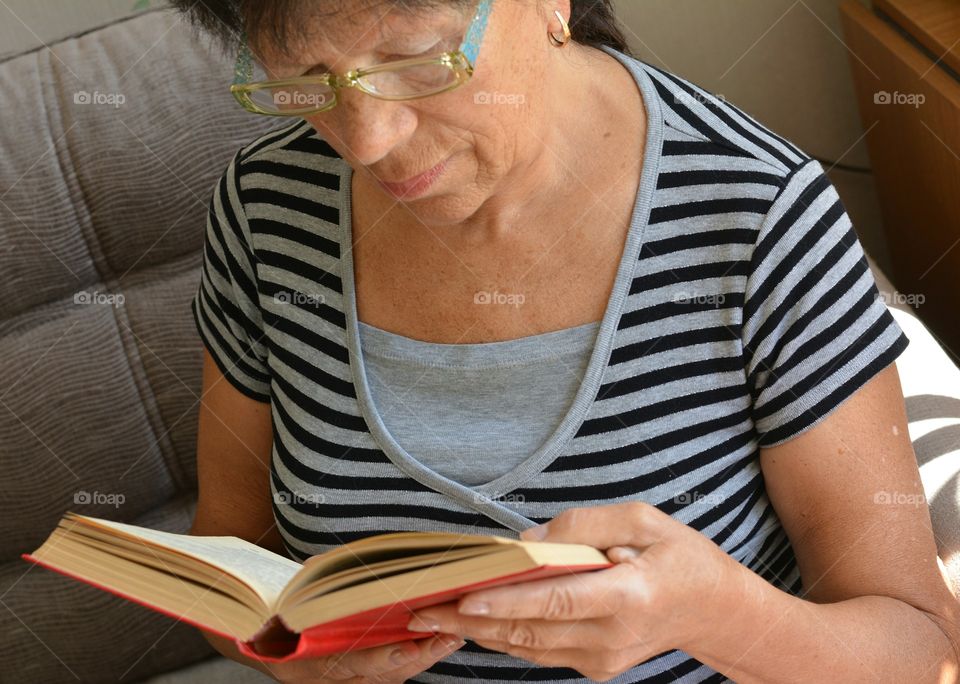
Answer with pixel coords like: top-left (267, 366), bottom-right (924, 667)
top-left (338, 47), bottom-right (664, 525)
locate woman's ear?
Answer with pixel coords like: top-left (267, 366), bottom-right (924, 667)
top-left (538, 0), bottom-right (573, 27)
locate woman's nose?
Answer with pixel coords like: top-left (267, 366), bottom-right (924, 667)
top-left (325, 89), bottom-right (416, 166)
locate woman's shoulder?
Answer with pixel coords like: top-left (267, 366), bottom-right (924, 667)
top-left (204, 119), bottom-right (348, 254)
top-left (226, 118), bottom-right (348, 182)
top-left (626, 53), bottom-right (815, 183)
top-left (210, 119), bottom-right (350, 234)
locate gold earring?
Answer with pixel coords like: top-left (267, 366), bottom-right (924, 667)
top-left (548, 10), bottom-right (571, 47)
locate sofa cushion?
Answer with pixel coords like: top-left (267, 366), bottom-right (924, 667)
top-left (140, 654), bottom-right (272, 684)
top-left (0, 8), bottom-right (279, 682)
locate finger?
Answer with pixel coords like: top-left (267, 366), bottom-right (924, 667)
top-left (330, 633), bottom-right (465, 681)
top-left (471, 637), bottom-right (585, 670)
top-left (442, 561), bottom-right (637, 620)
top-left (409, 607), bottom-right (616, 650)
top-left (471, 638), bottom-right (645, 683)
top-left (469, 617), bottom-right (607, 652)
top-left (526, 501), bottom-right (671, 549)
top-left (606, 545), bottom-right (644, 563)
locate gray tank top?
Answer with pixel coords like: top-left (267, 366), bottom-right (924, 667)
top-left (357, 320), bottom-right (601, 487)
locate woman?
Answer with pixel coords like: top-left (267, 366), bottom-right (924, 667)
top-left (170, 0), bottom-right (960, 682)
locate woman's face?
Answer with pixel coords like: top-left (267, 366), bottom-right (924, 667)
top-left (255, 0), bottom-right (571, 227)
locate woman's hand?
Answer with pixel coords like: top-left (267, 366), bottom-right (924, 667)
top-left (255, 633), bottom-right (465, 684)
top-left (405, 501), bottom-right (747, 682)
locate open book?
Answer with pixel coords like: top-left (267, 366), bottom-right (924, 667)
top-left (23, 512), bottom-right (613, 662)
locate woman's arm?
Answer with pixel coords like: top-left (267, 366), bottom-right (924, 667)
top-left (691, 580), bottom-right (958, 683)
top-left (689, 361), bottom-right (960, 682)
top-left (189, 348), bottom-right (284, 677)
top-left (189, 350), bottom-right (471, 683)
top-left (400, 361), bottom-right (959, 682)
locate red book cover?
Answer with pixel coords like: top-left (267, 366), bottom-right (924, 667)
top-left (22, 551), bottom-right (612, 663)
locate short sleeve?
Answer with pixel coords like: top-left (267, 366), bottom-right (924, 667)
top-left (191, 152), bottom-right (271, 402)
top-left (742, 159), bottom-right (909, 447)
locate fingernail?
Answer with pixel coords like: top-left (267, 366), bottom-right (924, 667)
top-left (407, 614), bottom-right (440, 632)
top-left (459, 600), bottom-right (490, 616)
top-left (609, 546), bottom-right (641, 561)
top-left (390, 646), bottom-right (415, 665)
top-left (432, 635), bottom-right (465, 656)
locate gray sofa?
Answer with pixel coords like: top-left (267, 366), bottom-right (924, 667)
top-left (0, 8), bottom-right (277, 683)
top-left (0, 8), bottom-right (957, 684)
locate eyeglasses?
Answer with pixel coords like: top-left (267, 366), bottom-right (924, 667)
top-left (230, 0), bottom-right (493, 117)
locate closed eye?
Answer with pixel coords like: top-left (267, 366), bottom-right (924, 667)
top-left (382, 41), bottom-right (443, 62)
top-left (384, 53), bottom-right (424, 62)
top-left (296, 40), bottom-right (444, 76)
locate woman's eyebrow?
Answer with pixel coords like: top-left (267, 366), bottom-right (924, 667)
top-left (290, 37), bottom-right (440, 75)
top-left (271, 16), bottom-right (455, 77)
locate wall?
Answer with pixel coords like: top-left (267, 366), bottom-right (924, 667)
top-left (614, 0), bottom-right (891, 272)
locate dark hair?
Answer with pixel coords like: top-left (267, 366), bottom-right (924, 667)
top-left (168, 0), bottom-right (633, 60)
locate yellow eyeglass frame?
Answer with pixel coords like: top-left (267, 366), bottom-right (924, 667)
top-left (229, 0), bottom-right (493, 117)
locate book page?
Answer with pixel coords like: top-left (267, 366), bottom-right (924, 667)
top-left (296, 531), bottom-right (517, 579)
top-left (281, 541), bottom-right (611, 631)
top-left (29, 537), bottom-right (266, 640)
top-left (277, 544), bottom-right (498, 610)
top-left (74, 516), bottom-right (302, 606)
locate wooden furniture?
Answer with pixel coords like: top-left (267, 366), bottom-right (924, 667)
top-left (840, 0), bottom-right (960, 359)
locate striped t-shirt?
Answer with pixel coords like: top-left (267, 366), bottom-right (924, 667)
top-left (191, 45), bottom-right (910, 683)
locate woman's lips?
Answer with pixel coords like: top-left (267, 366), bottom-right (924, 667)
top-left (377, 158), bottom-right (447, 199)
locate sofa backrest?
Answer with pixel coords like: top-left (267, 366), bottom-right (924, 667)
top-left (0, 9), bottom-right (279, 682)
